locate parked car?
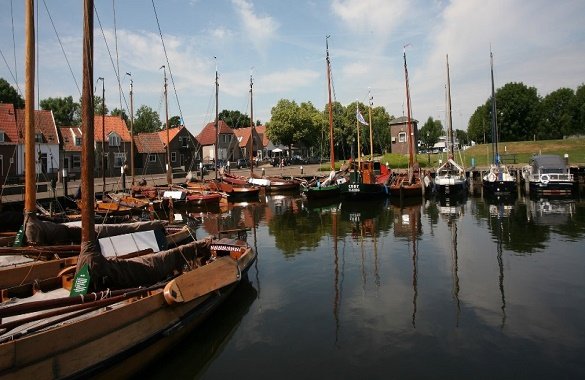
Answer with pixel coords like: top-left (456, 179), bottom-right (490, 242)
top-left (289, 155), bottom-right (306, 165)
top-left (236, 158), bottom-right (250, 169)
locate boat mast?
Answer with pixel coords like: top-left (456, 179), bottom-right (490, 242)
top-left (326, 36), bottom-right (335, 171)
top-left (128, 73), bottom-right (134, 185)
top-left (24, 0), bottom-right (35, 214)
top-left (249, 70), bottom-right (254, 175)
top-left (403, 46), bottom-right (414, 173)
top-left (98, 77), bottom-right (105, 195)
top-left (446, 54), bottom-right (454, 160)
top-left (81, 0), bottom-right (95, 243)
top-left (356, 101), bottom-right (361, 165)
top-left (214, 58), bottom-right (219, 180)
top-left (490, 49), bottom-right (498, 165)
top-left (162, 65), bottom-right (171, 185)
top-left (368, 88), bottom-right (374, 161)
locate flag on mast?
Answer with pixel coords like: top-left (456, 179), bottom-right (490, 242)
top-left (356, 109), bottom-right (368, 126)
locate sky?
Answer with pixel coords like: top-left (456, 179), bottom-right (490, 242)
top-left (1, 0), bottom-right (584, 138)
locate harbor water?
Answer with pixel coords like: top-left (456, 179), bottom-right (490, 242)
top-left (138, 192), bottom-right (585, 379)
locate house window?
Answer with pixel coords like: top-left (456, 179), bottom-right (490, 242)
top-left (113, 152), bottom-right (126, 167)
top-left (0, 131), bottom-right (5, 142)
top-left (148, 154), bottom-right (157, 163)
top-left (398, 132), bottom-right (407, 143)
top-left (180, 136), bottom-right (188, 147)
top-left (35, 133), bottom-right (43, 143)
top-left (220, 134), bottom-right (231, 143)
top-left (75, 137), bottom-right (82, 146)
top-left (171, 152), bottom-right (177, 162)
top-left (109, 133), bottom-right (121, 147)
top-left (72, 154), bottom-right (81, 168)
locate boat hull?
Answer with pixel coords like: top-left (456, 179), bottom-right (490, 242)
top-left (483, 179), bottom-right (517, 195)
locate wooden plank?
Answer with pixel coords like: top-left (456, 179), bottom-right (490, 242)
top-left (164, 256), bottom-right (239, 304)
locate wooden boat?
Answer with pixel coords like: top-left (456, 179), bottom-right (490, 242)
top-left (389, 48), bottom-right (423, 199)
top-left (521, 154), bottom-right (576, 195)
top-left (434, 55), bottom-right (467, 197)
top-left (482, 50), bottom-right (517, 195)
top-left (303, 37), bottom-right (344, 201)
top-left (0, 235), bottom-right (257, 378)
top-left (0, 5), bottom-right (256, 379)
top-left (340, 160), bottom-right (390, 199)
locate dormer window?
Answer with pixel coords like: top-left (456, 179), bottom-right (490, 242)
top-left (35, 133), bottom-right (43, 143)
top-left (75, 137), bottom-right (82, 146)
top-left (0, 131), bottom-right (5, 143)
top-left (108, 132), bottom-right (121, 147)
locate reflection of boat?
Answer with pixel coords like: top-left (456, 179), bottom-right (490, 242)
top-left (483, 50), bottom-right (516, 195)
top-left (522, 155), bottom-right (576, 195)
top-left (434, 55), bottom-right (467, 197)
top-left (526, 198), bottom-right (576, 225)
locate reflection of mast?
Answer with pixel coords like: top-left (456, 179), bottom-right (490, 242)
top-left (410, 206), bottom-right (418, 328)
top-left (449, 218), bottom-right (461, 327)
top-left (332, 210), bottom-right (340, 344)
top-left (496, 205), bottom-right (507, 328)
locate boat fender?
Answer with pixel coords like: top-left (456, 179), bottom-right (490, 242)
top-left (541, 174), bottom-right (549, 185)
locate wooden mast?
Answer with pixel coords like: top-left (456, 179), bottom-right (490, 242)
top-left (368, 89), bottom-right (374, 160)
top-left (24, 0), bottom-right (35, 214)
top-left (326, 36), bottom-right (335, 171)
top-left (99, 77), bottom-right (105, 195)
top-left (403, 47), bottom-right (414, 178)
top-left (356, 102), bottom-right (361, 165)
top-left (128, 73), bottom-right (134, 185)
top-left (81, 0), bottom-right (95, 243)
top-left (249, 70), bottom-right (254, 175)
top-left (214, 58), bottom-right (219, 180)
top-left (163, 66), bottom-right (171, 185)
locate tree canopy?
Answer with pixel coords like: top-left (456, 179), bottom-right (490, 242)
top-left (219, 109), bottom-right (251, 129)
top-left (133, 105), bottom-right (162, 133)
top-left (0, 78), bottom-right (25, 108)
top-left (419, 117), bottom-right (443, 151)
top-left (40, 96), bottom-right (80, 126)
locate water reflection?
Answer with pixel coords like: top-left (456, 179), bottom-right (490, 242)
top-left (138, 192), bottom-right (585, 379)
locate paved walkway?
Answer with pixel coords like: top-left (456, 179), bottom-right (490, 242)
top-left (0, 163), bottom-right (325, 206)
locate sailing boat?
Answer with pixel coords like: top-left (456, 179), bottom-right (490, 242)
top-left (434, 54), bottom-right (467, 196)
top-left (0, 3), bottom-right (256, 378)
top-left (389, 47), bottom-right (423, 198)
top-left (482, 50), bottom-right (516, 195)
top-left (216, 71), bottom-right (261, 199)
top-left (302, 36), bottom-right (345, 200)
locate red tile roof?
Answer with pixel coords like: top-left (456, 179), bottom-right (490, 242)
top-left (0, 103), bottom-right (19, 143)
top-left (233, 127), bottom-right (251, 148)
top-left (134, 132), bottom-right (166, 153)
top-left (92, 115), bottom-right (131, 142)
top-left (255, 124), bottom-right (269, 147)
top-left (15, 108), bottom-right (59, 144)
top-left (60, 126), bottom-right (83, 151)
top-left (196, 120), bottom-right (234, 145)
top-left (157, 125), bottom-right (184, 147)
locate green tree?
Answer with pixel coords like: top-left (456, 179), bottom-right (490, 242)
top-left (110, 108), bottom-right (128, 123)
top-left (266, 99), bottom-right (299, 150)
top-left (40, 96), bottom-right (80, 126)
top-left (296, 101), bottom-right (321, 152)
top-left (467, 103), bottom-right (490, 144)
top-left (455, 129), bottom-right (469, 146)
top-left (419, 116), bottom-right (443, 152)
top-left (219, 109), bottom-right (250, 129)
top-left (168, 115), bottom-right (182, 128)
top-left (93, 95), bottom-right (108, 116)
top-left (0, 78), bottom-right (24, 108)
top-left (493, 82), bottom-right (540, 141)
top-left (571, 83), bottom-right (585, 135)
top-left (134, 105), bottom-right (162, 133)
top-left (538, 88), bottom-right (575, 139)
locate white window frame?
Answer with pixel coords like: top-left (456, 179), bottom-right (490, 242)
top-left (108, 133), bottom-right (121, 147)
top-left (398, 132), bottom-right (407, 143)
top-left (148, 154), bottom-right (157, 163)
top-left (113, 152), bottom-right (126, 167)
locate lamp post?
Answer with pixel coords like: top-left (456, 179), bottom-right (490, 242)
top-left (427, 132), bottom-right (430, 165)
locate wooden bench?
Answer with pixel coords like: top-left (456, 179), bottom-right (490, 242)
top-left (500, 153), bottom-right (517, 164)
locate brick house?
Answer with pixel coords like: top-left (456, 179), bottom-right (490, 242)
top-left (195, 120), bottom-right (240, 163)
top-left (158, 126), bottom-right (199, 172)
top-left (233, 126), bottom-right (263, 161)
top-left (93, 115), bottom-right (132, 178)
top-left (0, 103), bottom-right (19, 183)
top-left (59, 126), bottom-right (83, 180)
top-left (389, 116), bottom-right (419, 155)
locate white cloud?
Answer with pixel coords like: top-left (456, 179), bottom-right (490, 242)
top-left (259, 68), bottom-right (320, 94)
top-left (231, 0), bottom-right (279, 53)
top-left (331, 0), bottom-right (407, 37)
